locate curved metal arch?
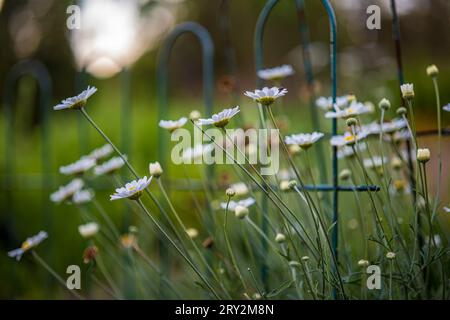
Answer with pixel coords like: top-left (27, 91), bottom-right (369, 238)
top-left (3, 59), bottom-right (53, 186)
top-left (2, 59), bottom-right (53, 254)
top-left (156, 22), bottom-right (214, 169)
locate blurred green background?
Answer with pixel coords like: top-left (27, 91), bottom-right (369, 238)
top-left (0, 0), bottom-right (449, 299)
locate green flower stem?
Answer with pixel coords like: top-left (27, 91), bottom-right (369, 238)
top-left (431, 77), bottom-right (442, 220)
top-left (133, 245), bottom-right (182, 299)
top-left (135, 198), bottom-right (220, 299)
top-left (79, 108), bottom-right (175, 236)
top-left (224, 198), bottom-right (249, 293)
top-left (156, 178), bottom-right (228, 296)
top-left (92, 199), bottom-right (121, 240)
top-left (32, 250), bottom-right (85, 300)
top-left (95, 252), bottom-right (123, 299)
top-left (192, 121), bottom-right (319, 257)
top-left (389, 259), bottom-right (393, 300)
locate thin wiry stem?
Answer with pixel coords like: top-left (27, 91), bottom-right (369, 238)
top-left (135, 198), bottom-right (221, 299)
top-left (32, 251), bottom-right (85, 300)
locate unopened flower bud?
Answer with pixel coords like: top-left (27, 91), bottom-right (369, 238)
top-left (346, 117), bottom-right (357, 127)
top-left (417, 148), bottom-right (430, 163)
top-left (226, 188), bottom-right (235, 197)
top-left (396, 107), bottom-right (407, 116)
top-left (275, 233), bottom-right (286, 243)
top-left (358, 259), bottom-right (369, 267)
top-left (426, 64), bottom-right (439, 77)
top-left (288, 144), bottom-right (301, 155)
top-left (339, 168), bottom-right (352, 181)
top-left (149, 161), bottom-right (163, 178)
top-left (279, 180), bottom-right (290, 191)
top-left (301, 256), bottom-right (310, 262)
top-left (288, 180), bottom-right (297, 189)
top-left (386, 252), bottom-right (396, 260)
top-left (186, 228), bottom-right (199, 239)
top-left (235, 205), bottom-right (249, 219)
top-left (400, 83), bottom-right (414, 100)
top-left (189, 110), bottom-right (201, 121)
top-left (379, 98), bottom-right (391, 110)
top-left (391, 156), bottom-right (403, 170)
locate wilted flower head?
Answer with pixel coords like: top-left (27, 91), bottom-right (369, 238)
top-left (121, 234), bottom-right (138, 249)
top-left (244, 87), bottom-right (288, 106)
top-left (94, 156), bottom-right (126, 176)
top-left (110, 176), bottom-right (152, 201)
top-left (285, 132), bottom-right (324, 149)
top-left (88, 144), bottom-right (113, 161)
top-left (83, 246), bottom-right (98, 264)
top-left (78, 222), bottom-right (99, 238)
top-left (400, 83), bottom-right (414, 99)
top-left (59, 157), bottom-right (96, 175)
top-left (53, 86), bottom-right (97, 111)
top-left (50, 178), bottom-right (84, 203)
top-left (72, 189), bottom-right (94, 204)
top-left (8, 231), bottom-right (48, 261)
top-left (159, 117), bottom-right (187, 132)
top-left (257, 64), bottom-right (294, 81)
top-left (197, 106), bottom-right (240, 128)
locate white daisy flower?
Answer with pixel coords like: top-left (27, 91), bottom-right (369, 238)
top-left (244, 87), bottom-right (288, 106)
top-left (88, 144), bottom-right (113, 161)
top-left (443, 104), bottom-right (450, 112)
top-left (159, 117), bottom-right (188, 132)
top-left (257, 64), bottom-right (294, 81)
top-left (400, 83), bottom-right (414, 99)
top-left (50, 178), bottom-right (84, 203)
top-left (364, 156), bottom-right (388, 169)
top-left (53, 86), bottom-right (97, 111)
top-left (220, 197), bottom-right (256, 211)
top-left (229, 182), bottom-right (249, 196)
top-left (78, 222), bottom-right (100, 238)
top-left (8, 231), bottom-right (48, 261)
top-left (330, 131), bottom-right (367, 147)
top-left (337, 144), bottom-right (366, 159)
top-left (325, 101), bottom-right (372, 119)
top-left (316, 95), bottom-right (351, 111)
top-left (59, 157), bottom-right (96, 175)
top-left (94, 156), bottom-right (126, 176)
top-left (285, 132), bottom-right (324, 149)
top-left (182, 144), bottom-right (214, 163)
top-left (72, 189), bottom-right (94, 204)
top-left (197, 106), bottom-right (240, 128)
top-left (110, 176), bottom-right (152, 201)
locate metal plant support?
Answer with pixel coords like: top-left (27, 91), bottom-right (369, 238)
top-left (254, 0), bottom-right (380, 296)
top-left (156, 22), bottom-right (214, 180)
top-left (2, 59), bottom-right (53, 295)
